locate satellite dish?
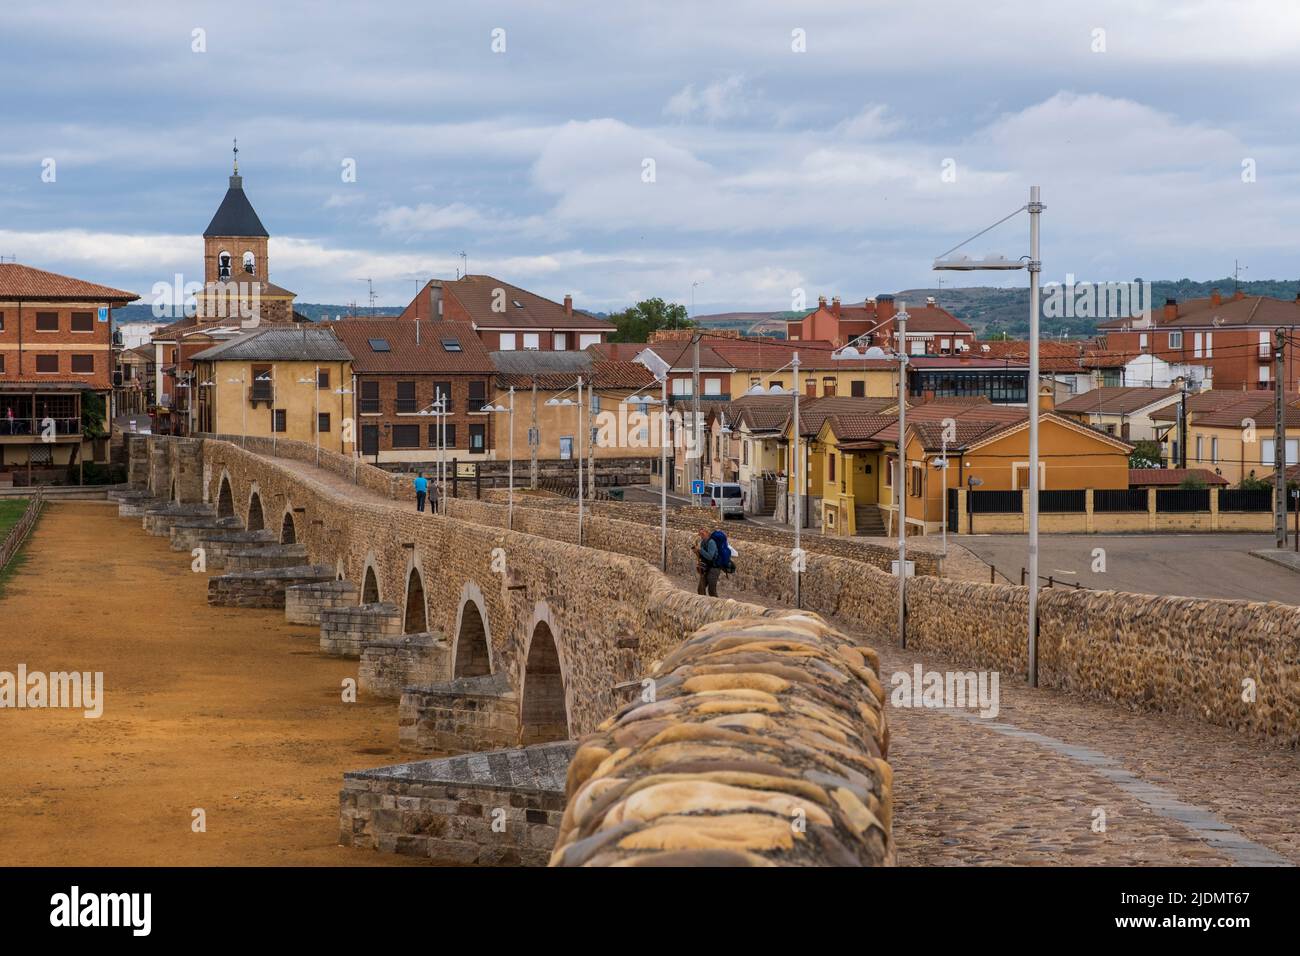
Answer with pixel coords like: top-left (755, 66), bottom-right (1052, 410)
top-left (863, 346), bottom-right (890, 360)
top-left (768, 384), bottom-right (785, 394)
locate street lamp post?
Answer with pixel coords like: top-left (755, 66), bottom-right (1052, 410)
top-left (621, 385), bottom-right (669, 570)
top-left (545, 376), bottom-right (586, 544)
top-left (484, 387), bottom-right (516, 529)
top-left (297, 366), bottom-right (321, 465)
top-left (417, 392), bottom-right (448, 513)
top-left (934, 184), bottom-right (1044, 685)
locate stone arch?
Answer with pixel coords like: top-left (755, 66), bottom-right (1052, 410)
top-left (246, 489), bottom-right (265, 531)
top-left (519, 603), bottom-right (570, 744)
top-left (452, 582), bottom-right (492, 678)
top-left (216, 475), bottom-right (234, 518)
top-left (280, 511), bottom-right (296, 544)
top-left (403, 567), bottom-right (427, 634)
top-left (361, 565), bottom-right (380, 605)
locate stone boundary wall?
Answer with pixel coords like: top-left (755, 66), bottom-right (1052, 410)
top-left (464, 495), bottom-right (940, 576)
top-left (551, 612), bottom-right (894, 866)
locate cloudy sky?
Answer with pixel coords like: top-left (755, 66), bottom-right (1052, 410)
top-left (2, 0), bottom-right (1298, 313)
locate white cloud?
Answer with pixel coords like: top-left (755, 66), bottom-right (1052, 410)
top-left (664, 74), bottom-right (751, 122)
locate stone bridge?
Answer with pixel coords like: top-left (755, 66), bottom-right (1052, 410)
top-left (121, 433), bottom-right (1300, 868)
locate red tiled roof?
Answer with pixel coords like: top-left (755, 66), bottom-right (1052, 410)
top-left (1055, 386), bottom-right (1180, 415)
top-left (0, 263), bottom-right (138, 302)
top-left (1129, 468), bottom-right (1228, 487)
top-left (977, 339), bottom-right (1086, 372)
top-left (494, 360), bottom-right (655, 391)
top-left (447, 275), bottom-right (613, 330)
top-left (1099, 293), bottom-right (1300, 330)
top-left (333, 319), bottom-right (495, 374)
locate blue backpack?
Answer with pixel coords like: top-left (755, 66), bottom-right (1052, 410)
top-left (710, 530), bottom-right (733, 571)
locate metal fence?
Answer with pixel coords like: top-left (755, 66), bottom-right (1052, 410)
top-left (1219, 488), bottom-right (1273, 512)
top-left (1093, 488), bottom-right (1149, 513)
top-left (0, 490), bottom-right (45, 573)
top-left (968, 489), bottom-right (1024, 514)
top-left (1039, 489), bottom-right (1086, 513)
top-left (1156, 488), bottom-right (1211, 513)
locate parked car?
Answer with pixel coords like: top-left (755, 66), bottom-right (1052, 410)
top-left (704, 481), bottom-right (744, 518)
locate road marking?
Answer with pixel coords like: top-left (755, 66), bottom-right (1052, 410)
top-left (948, 712), bottom-right (1292, 866)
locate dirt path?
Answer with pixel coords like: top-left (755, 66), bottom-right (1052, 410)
top-left (0, 502), bottom-right (419, 866)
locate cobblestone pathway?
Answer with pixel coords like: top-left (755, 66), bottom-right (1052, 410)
top-left (263, 454), bottom-right (1300, 866)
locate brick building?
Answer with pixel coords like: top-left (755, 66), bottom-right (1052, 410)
top-left (786, 293), bottom-right (976, 353)
top-left (401, 275), bottom-right (614, 351)
top-left (1096, 289), bottom-right (1300, 393)
top-left (0, 263), bottom-right (138, 479)
top-left (333, 319), bottom-right (495, 465)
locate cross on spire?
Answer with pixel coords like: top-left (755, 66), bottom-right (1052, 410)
top-left (232, 137), bottom-right (239, 174)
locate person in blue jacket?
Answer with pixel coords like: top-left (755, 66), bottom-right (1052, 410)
top-left (413, 472), bottom-right (428, 512)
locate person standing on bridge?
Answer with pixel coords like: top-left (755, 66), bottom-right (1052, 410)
top-left (413, 472), bottom-right (428, 512)
top-left (696, 528), bottom-right (721, 597)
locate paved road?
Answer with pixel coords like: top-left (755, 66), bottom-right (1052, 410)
top-left (958, 533), bottom-right (1300, 604)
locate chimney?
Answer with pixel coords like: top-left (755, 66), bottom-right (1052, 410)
top-left (831, 296), bottom-right (841, 318)
top-left (1233, 288), bottom-right (1245, 301)
top-left (1163, 297), bottom-right (1178, 323)
top-left (1210, 288), bottom-right (1221, 307)
top-left (564, 294), bottom-right (573, 316)
top-left (818, 295), bottom-right (827, 309)
top-left (876, 293), bottom-right (896, 322)
top-left (1038, 381), bottom-right (1055, 413)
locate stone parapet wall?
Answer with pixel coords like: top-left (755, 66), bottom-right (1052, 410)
top-left (286, 580), bottom-right (359, 625)
top-left (204, 433), bottom-right (406, 501)
top-left (551, 612), bottom-right (894, 866)
top-left (359, 632), bottom-right (449, 698)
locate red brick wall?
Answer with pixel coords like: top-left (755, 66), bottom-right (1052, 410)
top-left (0, 302), bottom-right (115, 388)
top-left (1106, 328), bottom-right (1299, 391)
top-left (355, 373), bottom-right (494, 453)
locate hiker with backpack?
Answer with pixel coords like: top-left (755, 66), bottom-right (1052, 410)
top-left (695, 527), bottom-right (734, 596)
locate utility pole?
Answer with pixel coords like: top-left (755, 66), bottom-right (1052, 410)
top-left (896, 307), bottom-right (909, 649)
top-left (1027, 185), bottom-right (1043, 688)
top-left (1275, 328), bottom-right (1287, 549)
top-left (692, 336), bottom-right (702, 496)
top-left (1176, 377), bottom-right (1189, 468)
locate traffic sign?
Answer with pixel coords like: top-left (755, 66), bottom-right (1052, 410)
top-left (690, 479), bottom-right (705, 496)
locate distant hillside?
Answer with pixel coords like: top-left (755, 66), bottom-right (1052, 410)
top-left (111, 303), bottom-right (403, 325)
top-left (699, 278), bottom-right (1300, 343)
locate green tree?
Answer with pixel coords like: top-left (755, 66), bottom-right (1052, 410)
top-left (1238, 474), bottom-right (1272, 491)
top-left (1128, 440), bottom-right (1162, 469)
top-left (81, 390), bottom-right (108, 438)
top-left (607, 297), bottom-right (694, 343)
top-left (1178, 473), bottom-right (1206, 490)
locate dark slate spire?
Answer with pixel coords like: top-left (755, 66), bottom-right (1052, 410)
top-left (203, 143), bottom-right (269, 238)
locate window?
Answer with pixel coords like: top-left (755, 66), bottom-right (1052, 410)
top-left (35, 312), bottom-right (59, 331)
top-left (468, 381), bottom-right (486, 412)
top-left (243, 251), bottom-right (256, 275)
top-left (672, 378), bottom-right (692, 396)
top-left (590, 393), bottom-right (601, 414)
top-left (0, 354), bottom-right (3, 372)
top-left (560, 436), bottom-right (573, 459)
top-left (469, 423), bottom-right (486, 451)
top-left (367, 338), bottom-right (390, 352)
top-left (0, 312), bottom-right (5, 331)
top-left (71, 312), bottom-right (94, 332)
top-left (1205, 332), bottom-right (1213, 357)
top-left (850, 380), bottom-right (865, 397)
top-left (218, 252), bottom-right (232, 279)
top-left (395, 381), bottom-right (417, 413)
top-left (1139, 333), bottom-right (1149, 350)
top-left (359, 380), bottom-right (380, 414)
top-left (940, 338), bottom-right (951, 353)
top-left (1211, 437), bottom-right (1219, 463)
top-left (432, 381), bottom-right (453, 411)
top-left (272, 409), bottom-right (287, 433)
top-left (36, 354), bottom-right (58, 373)
top-left (554, 333), bottom-right (567, 351)
top-left (1260, 365), bottom-right (1270, 385)
top-left (769, 379), bottom-right (783, 391)
top-left (804, 378), bottom-right (816, 397)
top-left (1195, 436), bottom-right (1203, 462)
top-left (251, 365), bottom-right (273, 401)
top-left (71, 354), bottom-right (94, 373)
top-left (1168, 331), bottom-right (1183, 350)
top-left (318, 412), bottom-right (331, 433)
top-left (1261, 439), bottom-right (1299, 465)
top-left (392, 424), bottom-right (420, 448)
top-left (579, 333), bottom-right (602, 349)
top-left (704, 378), bottom-right (722, 396)
top-left (499, 332), bottom-right (517, 351)
top-left (317, 368), bottom-right (330, 389)
top-left (742, 441), bottom-right (749, 465)
top-left (822, 377), bottom-right (836, 397)
top-left (429, 423), bottom-right (456, 447)
top-left (523, 332), bottom-right (540, 350)
top-left (910, 339), bottom-right (925, 355)
top-left (828, 454), bottom-right (836, 482)
top-left (440, 339), bottom-right (461, 353)
top-left (884, 454), bottom-right (895, 488)
top-left (910, 465), bottom-right (923, 497)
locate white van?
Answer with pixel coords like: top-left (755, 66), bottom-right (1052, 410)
top-left (704, 482), bottom-right (744, 518)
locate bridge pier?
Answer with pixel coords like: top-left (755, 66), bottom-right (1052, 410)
top-left (318, 602), bottom-right (402, 658)
top-left (207, 564), bottom-right (335, 609)
top-left (399, 673), bottom-right (519, 754)
top-left (358, 632), bottom-right (449, 698)
top-left (197, 529), bottom-right (279, 570)
top-left (285, 580), bottom-right (359, 625)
